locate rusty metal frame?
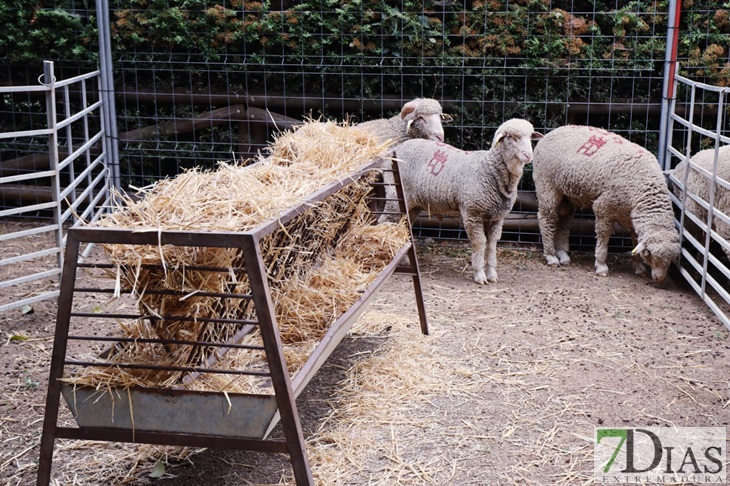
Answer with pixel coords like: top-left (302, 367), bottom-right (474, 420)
top-left (37, 160), bottom-right (428, 485)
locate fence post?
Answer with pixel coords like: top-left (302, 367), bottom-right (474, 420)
top-left (96, 0), bottom-right (121, 191)
top-left (42, 61), bottom-right (64, 271)
top-left (658, 0), bottom-right (682, 170)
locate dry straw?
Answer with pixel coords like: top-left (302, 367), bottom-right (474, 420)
top-left (65, 119), bottom-right (410, 395)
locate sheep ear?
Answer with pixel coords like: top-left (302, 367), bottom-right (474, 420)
top-left (441, 113), bottom-right (454, 124)
top-left (406, 119), bottom-right (414, 133)
top-left (400, 100), bottom-right (418, 119)
top-left (531, 132), bottom-right (544, 141)
top-left (493, 132), bottom-right (505, 146)
top-left (631, 240), bottom-right (646, 256)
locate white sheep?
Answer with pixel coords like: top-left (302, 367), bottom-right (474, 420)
top-left (357, 98), bottom-right (447, 145)
top-left (532, 125), bottom-right (681, 283)
top-left (379, 118), bottom-right (543, 284)
top-left (358, 98), bottom-right (449, 216)
top-left (672, 145), bottom-right (730, 259)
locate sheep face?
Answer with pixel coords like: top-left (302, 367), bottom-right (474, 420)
top-left (493, 126), bottom-right (544, 173)
top-left (401, 100), bottom-right (445, 142)
top-left (632, 232), bottom-right (681, 283)
top-left (404, 112), bottom-right (445, 142)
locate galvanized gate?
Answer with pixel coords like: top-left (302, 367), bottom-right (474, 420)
top-left (0, 61), bottom-right (114, 312)
top-left (664, 72), bottom-right (730, 329)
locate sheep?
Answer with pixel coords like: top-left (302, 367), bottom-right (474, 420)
top-left (357, 98), bottom-right (448, 146)
top-left (672, 145), bottom-right (730, 259)
top-left (357, 98), bottom-right (450, 216)
top-left (379, 118), bottom-right (543, 284)
top-left (532, 125), bottom-right (681, 283)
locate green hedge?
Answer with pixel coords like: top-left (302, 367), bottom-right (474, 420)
top-left (3, 1), bottom-right (728, 85)
top-left (2, 0), bottom-right (729, 174)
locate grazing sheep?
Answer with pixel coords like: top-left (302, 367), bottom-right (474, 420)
top-left (357, 98), bottom-right (447, 145)
top-left (532, 125), bottom-right (680, 283)
top-left (672, 145), bottom-right (730, 259)
top-left (380, 118), bottom-right (543, 284)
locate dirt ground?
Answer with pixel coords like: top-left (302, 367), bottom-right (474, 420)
top-left (2, 235), bottom-right (730, 485)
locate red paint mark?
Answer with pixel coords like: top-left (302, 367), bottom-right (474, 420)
top-left (434, 142), bottom-right (471, 154)
top-left (576, 135), bottom-right (608, 157)
top-left (586, 127), bottom-right (626, 145)
top-left (428, 150), bottom-right (449, 175)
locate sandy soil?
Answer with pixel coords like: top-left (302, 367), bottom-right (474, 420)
top-left (2, 239), bottom-right (730, 485)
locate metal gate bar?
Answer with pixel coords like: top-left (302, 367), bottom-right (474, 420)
top-left (664, 71), bottom-right (730, 329)
top-left (0, 61), bottom-right (112, 312)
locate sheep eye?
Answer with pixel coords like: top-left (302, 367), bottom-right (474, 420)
top-left (641, 249), bottom-right (651, 258)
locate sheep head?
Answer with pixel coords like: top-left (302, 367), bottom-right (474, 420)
top-left (400, 98), bottom-right (446, 142)
top-left (632, 230), bottom-right (681, 283)
top-left (492, 119), bottom-right (544, 174)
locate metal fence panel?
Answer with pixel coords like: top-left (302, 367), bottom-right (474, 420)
top-left (665, 73), bottom-right (730, 329)
top-left (0, 62), bottom-right (112, 312)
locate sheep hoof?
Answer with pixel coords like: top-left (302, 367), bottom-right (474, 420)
top-left (633, 262), bottom-right (647, 276)
top-left (486, 269), bottom-right (498, 283)
top-left (595, 263), bottom-right (609, 277)
top-left (545, 255), bottom-right (560, 267)
top-left (473, 270), bottom-right (488, 285)
top-left (556, 250), bottom-right (571, 265)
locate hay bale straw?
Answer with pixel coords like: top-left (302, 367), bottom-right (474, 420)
top-left (66, 119), bottom-right (410, 393)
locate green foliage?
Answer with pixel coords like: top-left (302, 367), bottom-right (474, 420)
top-left (0, 0), bottom-right (97, 63)
top-left (2, 0), bottom-right (730, 175)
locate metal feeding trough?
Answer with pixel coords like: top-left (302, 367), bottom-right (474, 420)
top-left (60, 386), bottom-right (280, 439)
top-left (37, 159), bottom-right (428, 485)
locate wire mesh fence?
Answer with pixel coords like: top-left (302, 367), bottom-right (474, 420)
top-left (104, 0), bottom-right (674, 252)
top-left (100, 1), bottom-right (672, 180)
top-left (2, 0), bottom-right (730, 253)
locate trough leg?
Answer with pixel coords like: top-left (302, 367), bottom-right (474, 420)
top-left (37, 234), bottom-right (81, 485)
top-left (242, 237), bottom-right (314, 485)
top-left (391, 160), bottom-right (429, 335)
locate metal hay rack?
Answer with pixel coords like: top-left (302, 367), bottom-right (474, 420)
top-left (37, 159), bottom-right (429, 485)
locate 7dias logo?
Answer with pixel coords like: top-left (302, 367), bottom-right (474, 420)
top-left (594, 427), bottom-right (726, 483)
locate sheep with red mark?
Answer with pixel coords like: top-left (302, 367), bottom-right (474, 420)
top-left (379, 119), bottom-right (542, 284)
top-left (532, 125), bottom-right (680, 283)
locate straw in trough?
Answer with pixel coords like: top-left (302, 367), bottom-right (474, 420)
top-left (64, 119), bottom-right (410, 394)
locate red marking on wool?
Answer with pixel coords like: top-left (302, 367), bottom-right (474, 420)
top-left (576, 135), bottom-right (608, 156)
top-left (428, 150), bottom-right (449, 175)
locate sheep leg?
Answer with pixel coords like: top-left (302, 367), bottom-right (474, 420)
top-left (484, 218), bottom-right (503, 283)
top-left (554, 200), bottom-right (573, 265)
top-left (537, 193), bottom-right (561, 267)
top-left (462, 210), bottom-right (488, 284)
top-left (377, 161), bottom-right (401, 224)
top-left (592, 197), bottom-right (613, 277)
top-left (391, 206), bottom-right (424, 268)
top-left (630, 232), bottom-right (647, 275)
